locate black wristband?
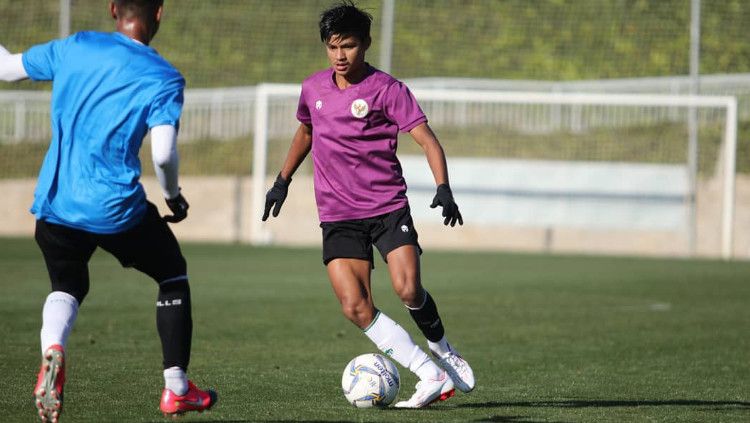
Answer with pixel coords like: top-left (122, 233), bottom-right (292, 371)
top-left (275, 173), bottom-right (291, 187)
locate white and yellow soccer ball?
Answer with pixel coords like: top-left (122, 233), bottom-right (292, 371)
top-left (341, 353), bottom-right (400, 408)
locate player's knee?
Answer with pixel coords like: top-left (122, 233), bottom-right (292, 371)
top-left (394, 281), bottom-right (421, 306)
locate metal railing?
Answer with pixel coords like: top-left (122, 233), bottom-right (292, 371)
top-left (1, 74), bottom-right (747, 144)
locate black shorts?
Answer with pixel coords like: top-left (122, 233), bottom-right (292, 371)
top-left (321, 205), bottom-right (422, 267)
top-left (35, 202), bottom-right (187, 302)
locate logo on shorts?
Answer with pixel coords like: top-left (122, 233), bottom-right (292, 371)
top-left (315, 100), bottom-right (323, 110)
top-left (401, 225), bottom-right (409, 233)
top-left (351, 99), bottom-right (369, 118)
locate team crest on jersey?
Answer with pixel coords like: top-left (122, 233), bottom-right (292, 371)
top-left (350, 99), bottom-right (369, 118)
top-left (315, 100), bottom-right (323, 110)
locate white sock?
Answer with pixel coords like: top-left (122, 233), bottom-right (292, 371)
top-left (163, 366), bottom-right (188, 395)
top-left (40, 291), bottom-right (79, 354)
top-left (428, 335), bottom-right (453, 358)
top-left (364, 311), bottom-right (442, 381)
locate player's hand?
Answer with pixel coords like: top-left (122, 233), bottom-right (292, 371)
top-left (430, 183), bottom-right (463, 227)
top-left (262, 173), bottom-right (291, 221)
top-left (164, 192), bottom-right (189, 223)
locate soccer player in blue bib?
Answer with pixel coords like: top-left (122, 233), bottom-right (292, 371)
top-left (0, 1), bottom-right (216, 421)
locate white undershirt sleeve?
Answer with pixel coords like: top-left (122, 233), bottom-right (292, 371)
top-left (0, 43), bottom-right (29, 81)
top-left (150, 125), bottom-right (180, 199)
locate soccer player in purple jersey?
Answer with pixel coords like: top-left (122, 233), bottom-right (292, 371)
top-left (262, 1), bottom-right (475, 408)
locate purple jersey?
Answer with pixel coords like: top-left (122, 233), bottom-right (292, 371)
top-left (297, 66), bottom-right (427, 222)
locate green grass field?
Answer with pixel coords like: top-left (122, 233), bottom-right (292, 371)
top-left (1, 237), bottom-right (749, 422)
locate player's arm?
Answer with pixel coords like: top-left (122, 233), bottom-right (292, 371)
top-left (262, 122), bottom-right (312, 221)
top-left (279, 122), bottom-right (313, 181)
top-left (409, 122), bottom-right (463, 227)
top-left (0, 43), bottom-right (29, 82)
top-left (151, 124), bottom-right (188, 223)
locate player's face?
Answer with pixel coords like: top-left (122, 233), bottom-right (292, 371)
top-left (326, 34), bottom-right (369, 81)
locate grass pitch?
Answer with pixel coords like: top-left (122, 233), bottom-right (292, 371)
top-left (0, 237), bottom-right (749, 422)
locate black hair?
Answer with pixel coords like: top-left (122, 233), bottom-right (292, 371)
top-left (113, 0), bottom-right (164, 19)
top-left (319, 1), bottom-right (373, 43)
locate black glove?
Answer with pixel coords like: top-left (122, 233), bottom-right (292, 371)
top-left (262, 173), bottom-right (291, 221)
top-left (430, 183), bottom-right (463, 227)
top-left (164, 191), bottom-right (189, 223)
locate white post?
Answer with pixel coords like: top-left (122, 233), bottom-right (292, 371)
top-left (379, 0), bottom-right (395, 74)
top-left (251, 85), bottom-right (271, 245)
top-left (59, 0), bottom-right (71, 38)
top-left (721, 98), bottom-right (738, 260)
top-left (686, 0), bottom-right (701, 255)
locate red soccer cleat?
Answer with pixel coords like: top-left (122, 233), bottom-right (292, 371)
top-left (160, 380), bottom-right (217, 417)
top-left (34, 345), bottom-right (65, 423)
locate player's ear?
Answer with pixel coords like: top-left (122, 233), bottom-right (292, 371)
top-left (363, 36), bottom-right (372, 51)
top-left (155, 5), bottom-right (163, 23)
top-left (109, 1), bottom-right (117, 20)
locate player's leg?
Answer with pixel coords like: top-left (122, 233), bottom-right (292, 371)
top-left (33, 220), bottom-right (96, 423)
top-left (386, 246), bottom-right (475, 393)
top-left (323, 217), bottom-right (452, 408)
top-left (96, 202), bottom-right (215, 415)
top-left (326, 257), bottom-right (450, 395)
top-left (376, 206), bottom-right (475, 394)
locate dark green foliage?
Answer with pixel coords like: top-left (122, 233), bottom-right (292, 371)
top-left (0, 0), bottom-right (748, 87)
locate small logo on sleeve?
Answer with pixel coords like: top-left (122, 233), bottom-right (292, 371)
top-left (350, 99), bottom-right (369, 118)
top-left (401, 225), bottom-right (409, 233)
top-left (315, 100), bottom-right (323, 110)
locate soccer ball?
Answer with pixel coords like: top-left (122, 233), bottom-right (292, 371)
top-left (341, 353), bottom-right (400, 408)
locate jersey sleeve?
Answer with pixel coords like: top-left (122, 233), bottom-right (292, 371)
top-left (147, 77), bottom-right (185, 129)
top-left (22, 36), bottom-right (72, 81)
top-left (296, 84), bottom-right (312, 125)
top-left (382, 81), bottom-right (427, 132)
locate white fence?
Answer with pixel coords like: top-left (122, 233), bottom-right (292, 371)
top-left (1, 74), bottom-right (748, 144)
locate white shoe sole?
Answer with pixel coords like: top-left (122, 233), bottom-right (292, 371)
top-left (393, 378), bottom-right (455, 408)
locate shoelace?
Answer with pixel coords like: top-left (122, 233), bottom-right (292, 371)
top-left (443, 354), bottom-right (468, 372)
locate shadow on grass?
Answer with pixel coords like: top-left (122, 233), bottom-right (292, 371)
top-left (153, 421), bottom-right (561, 423)
top-left (140, 400), bottom-right (750, 423)
top-left (472, 417), bottom-right (568, 423)
top-left (142, 421), bottom-right (376, 423)
top-left (455, 399), bottom-right (750, 410)
top-left (144, 417), bottom-right (561, 423)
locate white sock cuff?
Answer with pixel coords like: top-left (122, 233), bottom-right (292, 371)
top-left (46, 291), bottom-right (79, 308)
top-left (363, 310), bottom-right (384, 333)
top-left (427, 336), bottom-right (452, 358)
top-left (164, 366), bottom-right (186, 377)
top-left (163, 366), bottom-right (188, 395)
top-left (404, 290), bottom-right (428, 311)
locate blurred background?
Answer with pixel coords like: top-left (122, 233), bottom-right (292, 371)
top-left (1, 0), bottom-right (749, 259)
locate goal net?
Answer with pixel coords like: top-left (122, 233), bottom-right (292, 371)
top-left (251, 84), bottom-right (738, 259)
